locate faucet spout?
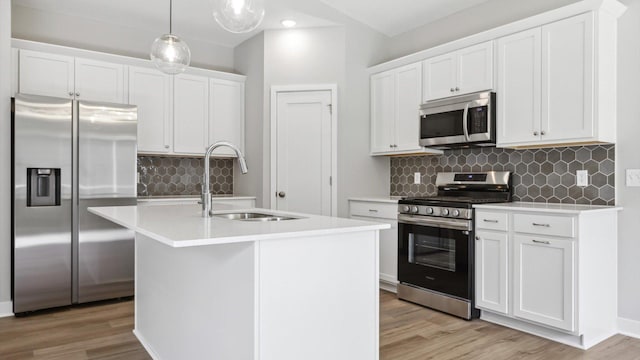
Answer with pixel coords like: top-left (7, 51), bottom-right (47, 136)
top-left (202, 141), bottom-right (248, 217)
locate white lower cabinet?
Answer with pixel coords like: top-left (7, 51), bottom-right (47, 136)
top-left (349, 199), bottom-right (398, 289)
top-left (474, 206), bottom-right (619, 349)
top-left (475, 230), bottom-right (508, 314)
top-left (513, 234), bottom-right (575, 332)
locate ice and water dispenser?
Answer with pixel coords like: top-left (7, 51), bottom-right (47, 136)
top-left (26, 168), bottom-right (61, 207)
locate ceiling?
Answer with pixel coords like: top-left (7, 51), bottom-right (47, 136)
top-left (13, 0), bottom-right (492, 47)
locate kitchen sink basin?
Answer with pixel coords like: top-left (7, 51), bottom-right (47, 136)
top-left (213, 212), bottom-right (301, 222)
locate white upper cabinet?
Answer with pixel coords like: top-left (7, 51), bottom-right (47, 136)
top-left (498, 12), bottom-right (616, 147)
top-left (129, 66), bottom-right (173, 154)
top-left (19, 49), bottom-right (125, 103)
top-left (74, 57), bottom-right (126, 104)
top-left (370, 63), bottom-right (441, 156)
top-left (422, 41), bottom-right (493, 102)
top-left (209, 79), bottom-right (245, 157)
top-left (173, 74), bottom-right (210, 155)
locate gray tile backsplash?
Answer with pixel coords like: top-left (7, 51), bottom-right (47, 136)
top-left (137, 156), bottom-right (234, 197)
top-left (390, 145), bottom-right (615, 205)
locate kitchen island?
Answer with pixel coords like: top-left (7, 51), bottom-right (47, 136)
top-left (89, 204), bottom-right (389, 360)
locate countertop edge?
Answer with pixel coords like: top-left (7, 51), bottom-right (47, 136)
top-left (473, 202), bottom-right (623, 214)
top-left (348, 197), bottom-right (401, 204)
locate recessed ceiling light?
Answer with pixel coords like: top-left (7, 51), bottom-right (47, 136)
top-left (281, 19), bottom-right (297, 28)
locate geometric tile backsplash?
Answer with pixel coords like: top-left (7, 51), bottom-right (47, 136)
top-left (390, 145), bottom-right (615, 205)
top-left (137, 156), bottom-right (234, 197)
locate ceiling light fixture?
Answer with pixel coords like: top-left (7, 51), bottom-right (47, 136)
top-left (281, 19), bottom-right (297, 28)
top-left (150, 0), bottom-right (191, 75)
top-left (212, 0), bottom-right (265, 34)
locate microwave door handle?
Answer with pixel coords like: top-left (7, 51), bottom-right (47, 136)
top-left (463, 102), bottom-right (471, 141)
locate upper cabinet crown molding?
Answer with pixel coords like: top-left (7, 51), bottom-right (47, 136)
top-left (367, 0), bottom-right (626, 75)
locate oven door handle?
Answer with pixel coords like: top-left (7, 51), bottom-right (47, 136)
top-left (398, 214), bottom-right (472, 231)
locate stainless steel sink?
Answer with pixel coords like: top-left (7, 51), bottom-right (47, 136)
top-left (213, 212), bottom-right (301, 221)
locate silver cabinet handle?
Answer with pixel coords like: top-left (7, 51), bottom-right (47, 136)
top-left (68, 91), bottom-right (74, 97)
top-left (368, 209), bottom-right (378, 213)
top-left (532, 223), bottom-right (550, 227)
top-left (450, 88), bottom-right (455, 92)
top-left (475, 236), bottom-right (480, 240)
top-left (541, 131), bottom-right (546, 135)
top-left (164, 145), bottom-right (170, 149)
top-left (455, 87), bottom-right (460, 92)
top-left (278, 191), bottom-right (286, 198)
top-left (532, 239), bottom-right (551, 245)
top-left (533, 131), bottom-right (539, 136)
top-left (483, 219), bottom-right (499, 223)
top-left (75, 92), bottom-right (80, 97)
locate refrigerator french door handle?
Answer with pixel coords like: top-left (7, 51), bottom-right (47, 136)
top-left (72, 100), bottom-right (80, 303)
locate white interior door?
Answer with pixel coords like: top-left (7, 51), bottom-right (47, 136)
top-left (275, 90), bottom-right (332, 216)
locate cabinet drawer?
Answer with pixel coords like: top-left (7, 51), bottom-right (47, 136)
top-left (514, 214), bottom-right (575, 238)
top-left (475, 211), bottom-right (508, 231)
top-left (349, 201), bottom-right (397, 220)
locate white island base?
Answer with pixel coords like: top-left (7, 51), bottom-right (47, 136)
top-left (90, 205), bottom-right (385, 360)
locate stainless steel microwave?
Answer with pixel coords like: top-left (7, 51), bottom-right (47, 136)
top-left (419, 91), bottom-right (496, 149)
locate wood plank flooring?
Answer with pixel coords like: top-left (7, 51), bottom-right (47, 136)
top-left (0, 291), bottom-right (638, 359)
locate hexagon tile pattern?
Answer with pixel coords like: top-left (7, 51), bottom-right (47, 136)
top-left (390, 145), bottom-right (615, 206)
top-left (137, 156), bottom-right (234, 197)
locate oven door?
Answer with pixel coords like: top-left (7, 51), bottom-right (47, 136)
top-left (419, 92), bottom-right (494, 147)
top-left (398, 215), bottom-right (472, 300)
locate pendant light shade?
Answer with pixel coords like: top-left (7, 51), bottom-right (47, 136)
top-left (151, 0), bottom-right (191, 75)
top-left (212, 0), bottom-right (265, 34)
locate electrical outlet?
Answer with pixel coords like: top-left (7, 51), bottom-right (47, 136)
top-left (414, 172), bottom-right (421, 185)
top-left (626, 169), bottom-right (640, 187)
top-left (576, 170), bottom-right (588, 187)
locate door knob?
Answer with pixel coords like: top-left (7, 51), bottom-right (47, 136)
top-left (278, 191), bottom-right (286, 198)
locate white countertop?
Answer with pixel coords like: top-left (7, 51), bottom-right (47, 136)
top-left (89, 204), bottom-right (389, 248)
top-left (474, 202), bottom-right (622, 214)
top-left (348, 196), bottom-right (401, 204)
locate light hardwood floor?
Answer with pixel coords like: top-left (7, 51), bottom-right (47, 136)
top-left (1, 291), bottom-right (639, 359)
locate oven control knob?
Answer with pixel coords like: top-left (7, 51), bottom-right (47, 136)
top-left (441, 208), bottom-right (450, 216)
top-left (452, 209), bottom-right (460, 217)
top-left (410, 206), bottom-right (419, 214)
top-left (401, 205), bottom-right (410, 213)
top-left (426, 207), bottom-right (434, 214)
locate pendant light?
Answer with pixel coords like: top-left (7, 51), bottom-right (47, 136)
top-left (212, 0), bottom-right (265, 34)
top-left (150, 0), bottom-right (191, 75)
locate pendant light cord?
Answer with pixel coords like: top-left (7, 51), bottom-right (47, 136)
top-left (169, 0), bottom-right (173, 34)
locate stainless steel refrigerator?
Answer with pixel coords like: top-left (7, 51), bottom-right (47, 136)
top-left (12, 94), bottom-right (137, 314)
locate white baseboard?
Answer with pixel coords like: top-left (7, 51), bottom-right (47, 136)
top-left (0, 301), bottom-right (13, 318)
top-left (618, 317), bottom-right (640, 339)
top-left (379, 274), bottom-right (397, 293)
top-left (133, 329), bottom-right (159, 360)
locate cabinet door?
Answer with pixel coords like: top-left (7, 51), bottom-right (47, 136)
top-left (174, 74), bottom-right (209, 155)
top-left (74, 57), bottom-right (126, 103)
top-left (395, 63), bottom-right (422, 152)
top-left (209, 79), bottom-right (244, 157)
top-left (129, 66), bottom-right (173, 154)
top-left (475, 230), bottom-right (508, 314)
top-left (513, 234), bottom-right (575, 332)
top-left (497, 28), bottom-right (542, 146)
top-left (423, 53), bottom-right (456, 101)
top-left (19, 49), bottom-right (74, 98)
top-left (457, 41), bottom-right (494, 96)
top-left (370, 71), bottom-right (396, 153)
top-left (541, 13), bottom-right (594, 142)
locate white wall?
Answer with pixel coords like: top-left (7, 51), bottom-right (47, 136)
top-left (383, 0), bottom-right (579, 61)
top-left (0, 0), bottom-right (12, 306)
top-left (11, 5), bottom-right (235, 72)
top-left (616, 0), bottom-right (640, 324)
top-left (234, 33), bottom-right (265, 206)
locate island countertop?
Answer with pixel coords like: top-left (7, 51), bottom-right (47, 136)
top-left (89, 204), bottom-right (390, 248)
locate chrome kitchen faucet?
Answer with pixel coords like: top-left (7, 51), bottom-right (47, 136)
top-left (202, 141), bottom-right (248, 217)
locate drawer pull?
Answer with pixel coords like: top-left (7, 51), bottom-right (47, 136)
top-left (532, 239), bottom-right (551, 245)
top-left (483, 219), bottom-right (499, 223)
top-left (532, 223), bottom-right (550, 227)
top-left (368, 209), bottom-right (378, 213)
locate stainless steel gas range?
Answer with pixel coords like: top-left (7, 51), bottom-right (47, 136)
top-left (396, 171), bottom-right (512, 320)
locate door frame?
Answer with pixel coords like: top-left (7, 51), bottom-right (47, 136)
top-left (269, 84), bottom-right (338, 216)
